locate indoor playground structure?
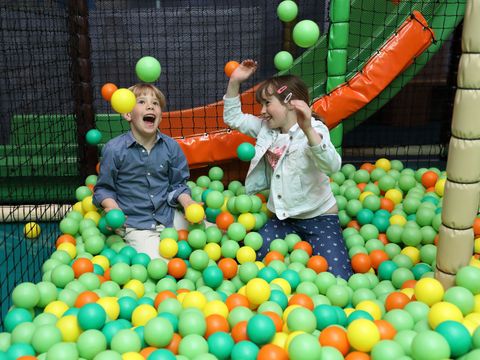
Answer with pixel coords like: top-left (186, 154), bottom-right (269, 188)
top-left (3, 0), bottom-right (480, 359)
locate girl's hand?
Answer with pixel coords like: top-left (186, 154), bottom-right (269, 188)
top-left (230, 59), bottom-right (258, 83)
top-left (290, 99), bottom-right (312, 131)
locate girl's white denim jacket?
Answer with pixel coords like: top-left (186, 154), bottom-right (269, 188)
top-left (223, 95), bottom-right (341, 220)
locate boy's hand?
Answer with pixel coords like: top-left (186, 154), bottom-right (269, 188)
top-left (230, 59), bottom-right (258, 83)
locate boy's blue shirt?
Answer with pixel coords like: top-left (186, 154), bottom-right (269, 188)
top-left (93, 130), bottom-right (191, 229)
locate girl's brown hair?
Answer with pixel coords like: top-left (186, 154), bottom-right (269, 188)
top-left (129, 83), bottom-right (167, 109)
top-left (255, 75), bottom-right (324, 122)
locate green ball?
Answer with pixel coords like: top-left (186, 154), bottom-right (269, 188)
top-left (288, 333), bottom-right (321, 360)
top-left (235, 194), bottom-right (253, 213)
top-left (341, 164), bottom-right (356, 178)
top-left (86, 129), bottom-right (102, 145)
top-left (46, 342), bottom-right (79, 360)
top-left (208, 166), bottom-right (224, 181)
top-left (189, 250), bottom-right (210, 271)
top-left (51, 264), bottom-right (75, 288)
top-left (370, 168), bottom-right (387, 182)
top-left (31, 324), bottom-right (62, 353)
top-left (179, 309), bottom-right (207, 336)
top-left (277, 0), bottom-right (298, 22)
top-left (443, 286), bottom-right (475, 315)
top-left (244, 232), bottom-right (263, 251)
top-left (105, 209), bottom-right (126, 229)
top-left (144, 317), bottom-right (174, 347)
top-left (456, 266), bottom-right (480, 295)
top-left (111, 329), bottom-right (141, 354)
top-left (274, 51), bottom-right (294, 71)
top-left (135, 56), bottom-right (161, 82)
top-left (178, 333), bottom-right (209, 358)
top-left (331, 171), bottom-right (346, 185)
top-left (147, 258), bottom-right (168, 280)
top-left (221, 240), bottom-right (240, 259)
top-left (353, 169), bottom-right (370, 184)
top-left (398, 175), bottom-right (417, 192)
top-left (59, 217), bottom-right (79, 235)
top-left (411, 330), bottom-right (451, 360)
top-left (76, 329), bottom-right (107, 359)
top-left (270, 239), bottom-right (289, 255)
top-left (227, 222), bottom-right (247, 241)
top-left (238, 262), bottom-right (258, 283)
top-left (12, 282), bottom-right (40, 309)
top-left (75, 186), bottom-right (93, 201)
top-left (292, 20), bottom-right (320, 48)
top-left (371, 340), bottom-right (405, 360)
top-left (109, 263), bottom-right (131, 285)
top-left (36, 281), bottom-right (58, 307)
top-left (286, 307), bottom-right (316, 333)
top-left (206, 190), bottom-right (224, 209)
top-left (237, 142), bottom-right (255, 161)
top-left (188, 229), bottom-right (207, 249)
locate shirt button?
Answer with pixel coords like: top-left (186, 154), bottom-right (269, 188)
top-left (277, 195), bottom-right (282, 199)
top-left (147, 172), bottom-right (151, 176)
top-left (152, 213), bottom-right (156, 216)
top-left (150, 194), bottom-right (153, 198)
top-left (283, 212), bottom-right (286, 217)
top-left (289, 136), bottom-right (293, 140)
top-left (142, 149), bottom-right (145, 153)
top-left (276, 174), bottom-right (280, 178)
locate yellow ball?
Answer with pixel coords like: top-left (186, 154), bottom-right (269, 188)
top-left (389, 214), bottom-right (407, 226)
top-left (435, 178), bottom-right (446, 197)
top-left (385, 189), bottom-right (403, 205)
top-left (347, 319), bottom-right (380, 352)
top-left (271, 278), bottom-right (291, 296)
top-left (465, 313), bottom-right (480, 325)
top-left (237, 286), bottom-right (247, 297)
top-left (285, 330), bottom-right (305, 350)
top-left (221, 198), bottom-right (229, 212)
top-left (462, 319), bottom-right (478, 335)
top-left (475, 238), bottom-right (480, 255)
top-left (56, 315), bottom-right (82, 342)
top-left (344, 307), bottom-right (355, 318)
top-left (238, 213), bottom-right (256, 231)
top-left (84, 210), bottom-right (101, 225)
top-left (81, 195), bottom-right (97, 213)
top-left (131, 304), bottom-right (157, 326)
top-left (375, 158), bottom-right (391, 172)
top-left (204, 243), bottom-right (222, 261)
top-left (282, 305), bottom-right (301, 322)
top-left (359, 192), bottom-right (374, 203)
top-left (122, 352), bottom-right (145, 360)
top-left (272, 332), bottom-right (288, 349)
top-left (356, 300), bottom-right (382, 320)
top-left (236, 246), bottom-right (256, 264)
top-left (414, 278), bottom-right (445, 306)
top-left (185, 203), bottom-right (205, 223)
top-left (401, 288), bottom-right (415, 299)
top-left (123, 279), bottom-right (145, 298)
top-left (255, 261), bottom-right (265, 270)
top-left (111, 88), bottom-right (136, 114)
top-left (97, 297), bottom-right (120, 320)
top-left (474, 294), bottom-right (480, 313)
top-left (245, 278), bottom-right (270, 305)
top-left (182, 291), bottom-right (207, 310)
top-left (92, 255), bottom-right (110, 271)
top-left (159, 238), bottom-right (178, 259)
top-left (72, 201), bottom-right (85, 215)
top-left (428, 301), bottom-right (464, 329)
top-left (24, 222), bottom-right (41, 239)
top-left (44, 300), bottom-right (69, 318)
top-left (401, 246), bottom-right (420, 264)
top-left (57, 242), bottom-right (76, 259)
top-left (177, 292), bottom-right (187, 304)
top-left (203, 300), bottom-right (229, 318)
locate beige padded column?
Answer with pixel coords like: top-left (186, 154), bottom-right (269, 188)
top-left (435, 0), bottom-right (480, 288)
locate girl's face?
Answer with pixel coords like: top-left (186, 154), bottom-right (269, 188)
top-left (124, 90), bottom-right (162, 140)
top-left (259, 88), bottom-right (296, 133)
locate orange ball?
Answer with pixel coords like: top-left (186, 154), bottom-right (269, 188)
top-left (95, 162), bottom-right (100, 174)
top-left (293, 241), bottom-right (313, 256)
top-left (165, 333), bottom-right (181, 354)
top-left (218, 258), bottom-right (238, 279)
top-left (262, 311), bottom-right (283, 332)
top-left (225, 293), bottom-right (249, 311)
top-left (288, 293), bottom-right (314, 310)
top-left (360, 162), bottom-right (375, 173)
top-left (231, 320), bottom-right (249, 343)
top-left (74, 290), bottom-right (99, 308)
top-left (101, 83), bottom-right (118, 101)
top-left (421, 170), bottom-right (439, 188)
top-left (177, 229), bottom-right (189, 241)
top-left (264, 250), bottom-right (285, 265)
top-left (380, 197), bottom-right (394, 212)
top-left (72, 258), bottom-right (94, 278)
top-left (205, 314), bottom-right (230, 338)
top-left (347, 220), bottom-right (361, 230)
top-left (55, 234), bottom-right (76, 247)
top-left (474, 218), bottom-right (480, 237)
top-left (351, 253), bottom-right (372, 273)
top-left (385, 291), bottom-right (410, 311)
top-left (401, 279), bottom-right (417, 289)
top-left (224, 60), bottom-right (240, 77)
top-left (17, 357), bottom-right (37, 360)
top-left (307, 255), bottom-right (328, 273)
top-left (140, 347), bottom-right (158, 358)
top-left (318, 325), bottom-right (350, 356)
top-left (154, 290), bottom-right (177, 309)
top-left (374, 319), bottom-right (397, 340)
top-left (345, 351), bottom-right (371, 360)
top-left (369, 249), bottom-right (389, 270)
top-left (167, 258), bottom-right (187, 279)
top-left (357, 182), bottom-right (367, 192)
top-left (216, 211), bottom-right (235, 231)
top-left (257, 344), bottom-right (288, 360)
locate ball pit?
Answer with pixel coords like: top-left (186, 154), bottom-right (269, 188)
top-left (5, 159), bottom-right (480, 359)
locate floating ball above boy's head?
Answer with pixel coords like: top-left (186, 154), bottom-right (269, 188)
top-left (111, 88), bottom-right (136, 114)
top-left (86, 129), bottom-right (102, 145)
top-left (274, 51), bottom-right (294, 71)
top-left (237, 142), bottom-right (255, 162)
top-left (135, 56), bottom-right (162, 83)
top-left (224, 60), bottom-right (240, 77)
top-left (277, 0), bottom-right (298, 22)
top-left (293, 20), bottom-right (320, 48)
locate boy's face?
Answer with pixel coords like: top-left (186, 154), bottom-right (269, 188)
top-left (124, 90), bottom-right (162, 138)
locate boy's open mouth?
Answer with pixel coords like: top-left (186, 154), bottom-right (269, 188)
top-left (143, 114), bottom-right (156, 123)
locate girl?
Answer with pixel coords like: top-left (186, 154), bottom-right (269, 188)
top-left (223, 60), bottom-right (353, 279)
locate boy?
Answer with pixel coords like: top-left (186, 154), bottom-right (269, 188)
top-left (93, 83), bottom-right (196, 260)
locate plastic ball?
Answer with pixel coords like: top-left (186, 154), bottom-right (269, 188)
top-left (247, 314), bottom-right (276, 345)
top-left (277, 0), bottom-right (298, 22)
top-left (428, 301), bottom-right (464, 329)
top-left (185, 203), bottom-right (205, 223)
top-left (159, 238), bottom-right (179, 259)
top-left (292, 20), bottom-right (320, 48)
top-left (135, 56), bottom-right (161, 82)
top-left (86, 129), bottom-right (102, 145)
top-left (414, 278), bottom-right (445, 306)
top-left (224, 60), bottom-right (240, 77)
top-left (78, 303), bottom-right (107, 330)
top-left (105, 208), bottom-right (126, 229)
top-left (24, 222), bottom-right (41, 239)
top-left (246, 278), bottom-right (271, 306)
top-left (237, 142), bottom-right (255, 161)
top-left (435, 320), bottom-right (472, 357)
top-left (411, 330), bottom-right (451, 360)
top-left (111, 88), bottom-right (136, 114)
top-left (274, 51), bottom-right (294, 71)
top-left (101, 82), bottom-right (118, 101)
top-left (288, 333), bottom-right (321, 359)
top-left (347, 318), bottom-right (380, 352)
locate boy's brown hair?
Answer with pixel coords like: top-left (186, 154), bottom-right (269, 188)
top-left (128, 83), bottom-right (167, 109)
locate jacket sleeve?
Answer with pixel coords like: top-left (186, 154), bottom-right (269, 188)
top-left (307, 120), bottom-right (342, 175)
top-left (223, 95), bottom-right (262, 138)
